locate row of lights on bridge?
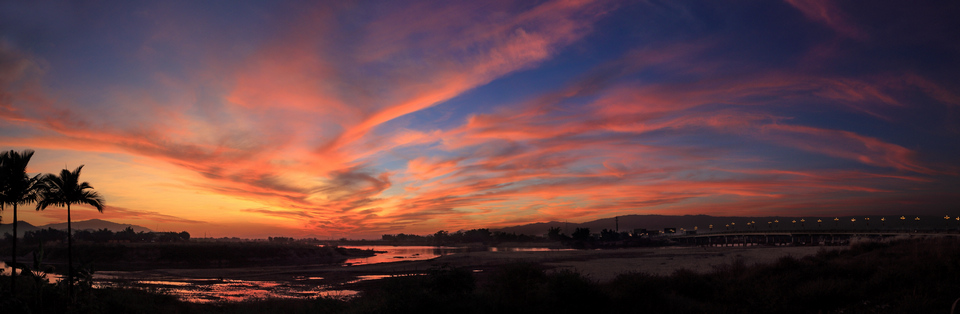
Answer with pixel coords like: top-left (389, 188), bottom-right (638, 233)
top-left (676, 216), bottom-right (960, 232)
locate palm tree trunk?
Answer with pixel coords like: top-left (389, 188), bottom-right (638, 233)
top-left (67, 203), bottom-right (73, 300)
top-left (11, 203), bottom-right (17, 293)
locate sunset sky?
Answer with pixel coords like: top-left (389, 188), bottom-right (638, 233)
top-left (1, 1), bottom-right (958, 238)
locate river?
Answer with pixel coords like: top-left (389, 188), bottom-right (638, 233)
top-left (3, 245), bottom-right (569, 303)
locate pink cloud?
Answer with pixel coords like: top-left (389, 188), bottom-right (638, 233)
top-left (785, 0), bottom-right (866, 39)
top-left (760, 124), bottom-right (937, 175)
top-left (2, 1), bottom-right (957, 237)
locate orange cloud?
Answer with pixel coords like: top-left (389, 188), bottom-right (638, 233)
top-left (2, 1), bottom-right (958, 238)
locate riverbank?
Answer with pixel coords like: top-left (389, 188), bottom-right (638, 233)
top-left (4, 238), bottom-right (959, 313)
top-left (1, 242), bottom-right (377, 271)
top-left (94, 245), bottom-right (824, 287)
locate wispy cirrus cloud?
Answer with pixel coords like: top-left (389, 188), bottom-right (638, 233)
top-left (1, 1), bottom-right (958, 237)
top-left (36, 205), bottom-right (205, 224)
top-left (784, 0), bottom-right (865, 39)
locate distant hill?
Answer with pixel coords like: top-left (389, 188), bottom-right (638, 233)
top-left (493, 214), bottom-right (783, 236)
top-left (39, 219), bottom-right (153, 233)
top-left (0, 221), bottom-right (40, 237)
top-left (3, 219), bottom-right (153, 237)
top-left (491, 214), bottom-right (947, 236)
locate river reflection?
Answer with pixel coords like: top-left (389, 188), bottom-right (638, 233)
top-left (340, 245), bottom-right (572, 265)
top-left (96, 278), bottom-right (359, 303)
top-left (340, 246), bottom-right (471, 265)
top-left (0, 261), bottom-right (62, 284)
top-left (4, 245), bottom-right (566, 303)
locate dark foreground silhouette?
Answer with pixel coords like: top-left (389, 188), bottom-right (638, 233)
top-left (2, 238), bottom-right (959, 313)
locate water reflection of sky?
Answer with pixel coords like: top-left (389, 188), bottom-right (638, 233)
top-left (4, 245), bottom-right (566, 303)
top-left (340, 246), bottom-right (469, 265)
top-left (0, 261), bottom-right (62, 284)
top-left (340, 245), bottom-right (573, 265)
top-left (95, 278), bottom-right (359, 303)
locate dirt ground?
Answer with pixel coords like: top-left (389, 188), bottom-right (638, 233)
top-left (543, 246), bottom-right (824, 281)
top-left (98, 245), bottom-right (829, 284)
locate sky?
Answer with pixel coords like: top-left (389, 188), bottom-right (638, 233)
top-left (1, 0), bottom-right (958, 239)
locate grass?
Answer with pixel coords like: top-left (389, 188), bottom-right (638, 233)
top-left (2, 238), bottom-right (959, 313)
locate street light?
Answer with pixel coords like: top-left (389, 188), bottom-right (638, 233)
top-left (800, 219), bottom-right (805, 228)
top-left (881, 217), bottom-right (886, 228)
top-left (851, 218), bottom-right (856, 228)
top-left (817, 219), bottom-right (822, 228)
top-left (864, 217), bottom-right (870, 227)
top-left (834, 217), bottom-right (839, 227)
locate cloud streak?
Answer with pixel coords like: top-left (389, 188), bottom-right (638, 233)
top-left (1, 1), bottom-right (958, 237)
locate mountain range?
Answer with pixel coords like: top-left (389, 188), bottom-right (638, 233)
top-left (1, 214), bottom-right (949, 239)
top-left (0, 219), bottom-right (153, 237)
top-left (491, 214), bottom-right (947, 236)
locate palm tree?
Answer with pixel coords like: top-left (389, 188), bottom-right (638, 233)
top-left (0, 149), bottom-right (41, 293)
top-left (36, 165), bottom-right (105, 297)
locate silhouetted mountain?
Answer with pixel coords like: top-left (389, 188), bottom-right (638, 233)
top-left (493, 215), bottom-right (765, 236)
top-left (492, 214), bottom-right (949, 236)
top-left (0, 221), bottom-right (39, 237)
top-left (39, 219), bottom-right (153, 233)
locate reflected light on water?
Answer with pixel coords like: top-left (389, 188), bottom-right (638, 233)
top-left (95, 278), bottom-right (361, 303)
top-left (487, 247), bottom-right (570, 252)
top-left (340, 273), bottom-right (430, 285)
top-left (340, 245), bottom-right (572, 265)
top-left (340, 246), bottom-right (466, 265)
top-left (0, 261), bottom-right (62, 284)
top-left (4, 245), bottom-right (562, 303)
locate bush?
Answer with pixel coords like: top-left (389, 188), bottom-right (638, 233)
top-left (5, 238), bottom-right (960, 313)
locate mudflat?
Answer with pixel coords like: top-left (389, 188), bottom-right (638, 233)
top-left (98, 245), bottom-right (827, 285)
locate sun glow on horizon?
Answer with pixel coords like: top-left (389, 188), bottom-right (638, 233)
top-left (2, 1), bottom-right (959, 238)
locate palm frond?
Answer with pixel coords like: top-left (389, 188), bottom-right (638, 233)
top-left (0, 150), bottom-right (39, 206)
top-left (35, 164), bottom-right (106, 212)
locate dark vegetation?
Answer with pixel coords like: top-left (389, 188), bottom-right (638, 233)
top-left (376, 227), bottom-right (670, 249)
top-left (6, 227), bottom-right (190, 245)
top-left (1, 149), bottom-right (107, 300)
top-left (3, 238), bottom-right (959, 313)
top-left (379, 228), bottom-right (544, 245)
top-left (2, 240), bottom-right (371, 271)
top-left (337, 238), bottom-right (960, 313)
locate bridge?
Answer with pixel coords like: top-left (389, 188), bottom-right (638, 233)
top-left (669, 231), bottom-right (960, 247)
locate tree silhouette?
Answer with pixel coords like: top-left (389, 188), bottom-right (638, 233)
top-left (600, 229), bottom-right (620, 242)
top-left (36, 165), bottom-right (105, 299)
top-left (547, 227), bottom-right (564, 241)
top-left (572, 228), bottom-right (591, 241)
top-left (0, 149), bottom-right (41, 293)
